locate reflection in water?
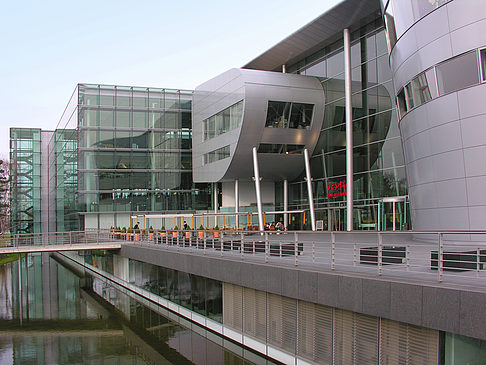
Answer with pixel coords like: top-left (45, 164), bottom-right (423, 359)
top-left (0, 253), bottom-right (274, 364)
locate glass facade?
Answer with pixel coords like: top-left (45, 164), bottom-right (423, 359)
top-left (46, 128), bottom-right (80, 232)
top-left (284, 21), bottom-right (407, 230)
top-left (77, 84), bottom-right (212, 228)
top-left (10, 128), bottom-right (41, 234)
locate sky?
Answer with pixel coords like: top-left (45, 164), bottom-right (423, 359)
top-left (0, 0), bottom-right (341, 159)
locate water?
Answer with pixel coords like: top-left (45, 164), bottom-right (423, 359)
top-left (0, 253), bottom-right (274, 364)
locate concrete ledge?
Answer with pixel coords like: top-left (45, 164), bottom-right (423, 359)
top-left (120, 244), bottom-right (486, 341)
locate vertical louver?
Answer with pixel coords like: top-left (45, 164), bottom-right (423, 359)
top-left (222, 284), bottom-right (439, 364)
top-left (297, 301), bottom-right (333, 364)
top-left (268, 293), bottom-right (297, 353)
top-left (380, 319), bottom-right (439, 365)
top-left (223, 283), bottom-right (243, 331)
top-left (243, 287), bottom-right (267, 341)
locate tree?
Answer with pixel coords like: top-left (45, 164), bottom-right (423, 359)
top-left (0, 158), bottom-right (10, 233)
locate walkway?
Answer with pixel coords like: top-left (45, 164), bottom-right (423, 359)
top-left (121, 229), bottom-right (486, 292)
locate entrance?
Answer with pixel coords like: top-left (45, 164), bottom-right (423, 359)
top-left (326, 205), bottom-right (346, 231)
top-left (379, 196), bottom-right (408, 231)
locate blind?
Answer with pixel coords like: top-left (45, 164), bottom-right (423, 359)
top-left (380, 318), bottom-right (438, 365)
top-left (223, 283), bottom-right (243, 331)
top-left (268, 293), bottom-right (297, 353)
top-left (243, 287), bottom-right (267, 341)
top-left (334, 309), bottom-right (379, 364)
top-left (297, 300), bottom-right (333, 364)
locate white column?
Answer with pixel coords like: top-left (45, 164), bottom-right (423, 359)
top-left (304, 149), bottom-right (316, 231)
top-left (344, 28), bottom-right (354, 231)
top-left (283, 179), bottom-right (288, 229)
top-left (235, 179), bottom-right (239, 229)
top-left (213, 183), bottom-right (218, 227)
top-left (252, 147), bottom-right (264, 231)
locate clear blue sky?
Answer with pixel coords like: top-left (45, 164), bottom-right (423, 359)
top-left (0, 0), bottom-right (341, 158)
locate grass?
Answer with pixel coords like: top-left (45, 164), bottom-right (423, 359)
top-left (0, 253), bottom-right (24, 266)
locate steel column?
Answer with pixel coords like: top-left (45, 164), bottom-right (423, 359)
top-left (235, 179), bottom-right (239, 229)
top-left (252, 147), bottom-right (264, 231)
top-left (344, 28), bottom-right (354, 231)
top-left (284, 179), bottom-right (288, 229)
top-left (304, 149), bottom-right (316, 231)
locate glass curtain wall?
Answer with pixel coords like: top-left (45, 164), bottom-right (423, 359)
top-left (48, 86), bottom-right (81, 232)
top-left (283, 20), bottom-right (407, 230)
top-left (10, 128), bottom-right (42, 234)
top-left (77, 84), bottom-right (212, 228)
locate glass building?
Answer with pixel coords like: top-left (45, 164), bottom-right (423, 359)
top-left (76, 84), bottom-right (212, 230)
top-left (10, 128), bottom-right (43, 234)
top-left (282, 20), bottom-right (407, 230)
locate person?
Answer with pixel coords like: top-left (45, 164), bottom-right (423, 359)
top-left (184, 223), bottom-right (189, 230)
top-left (276, 221), bottom-right (284, 231)
top-left (134, 223), bottom-right (139, 230)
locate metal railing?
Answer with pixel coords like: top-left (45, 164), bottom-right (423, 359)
top-left (0, 230), bottom-right (112, 248)
top-left (117, 229), bottom-right (486, 289)
top-left (4, 228), bottom-right (486, 289)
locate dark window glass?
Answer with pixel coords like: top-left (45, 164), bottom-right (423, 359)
top-left (436, 51), bottom-right (480, 95)
top-left (132, 131), bottom-right (149, 149)
top-left (481, 49), bottom-right (486, 81)
top-left (266, 101), bottom-right (291, 128)
top-left (396, 89), bottom-right (407, 118)
top-left (257, 144), bottom-right (305, 154)
top-left (289, 103), bottom-right (314, 129)
top-left (181, 112), bottom-right (191, 129)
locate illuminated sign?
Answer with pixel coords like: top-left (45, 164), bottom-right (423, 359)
top-left (328, 180), bottom-right (347, 197)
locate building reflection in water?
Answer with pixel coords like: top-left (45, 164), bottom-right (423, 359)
top-left (0, 253), bottom-right (276, 365)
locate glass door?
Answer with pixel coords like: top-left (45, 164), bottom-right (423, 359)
top-left (380, 196), bottom-right (408, 231)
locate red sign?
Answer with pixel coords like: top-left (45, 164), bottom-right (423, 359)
top-left (328, 180), bottom-right (347, 197)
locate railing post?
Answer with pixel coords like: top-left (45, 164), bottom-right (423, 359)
top-left (312, 241), bottom-right (315, 264)
top-left (378, 232), bottom-right (383, 276)
top-left (438, 232), bottom-right (443, 282)
top-left (406, 245), bottom-right (410, 272)
top-left (294, 236), bottom-right (298, 267)
top-left (477, 247), bottom-right (481, 278)
top-left (331, 232), bottom-right (335, 271)
top-left (265, 232), bottom-right (269, 263)
top-left (220, 233), bottom-right (223, 257)
top-left (353, 243), bottom-right (357, 267)
top-left (203, 231), bottom-right (206, 255)
top-left (241, 232), bottom-right (245, 260)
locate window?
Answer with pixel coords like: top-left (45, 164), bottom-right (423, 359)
top-left (257, 144), bottom-right (305, 154)
top-left (396, 89), bottom-right (407, 119)
top-left (265, 101), bottom-right (314, 129)
top-left (411, 73), bottom-right (432, 106)
top-left (436, 51), bottom-right (480, 95)
top-left (480, 48), bottom-right (486, 81)
top-left (203, 146), bottom-right (230, 165)
top-left (396, 71), bottom-right (432, 119)
top-left (202, 100), bottom-right (243, 141)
